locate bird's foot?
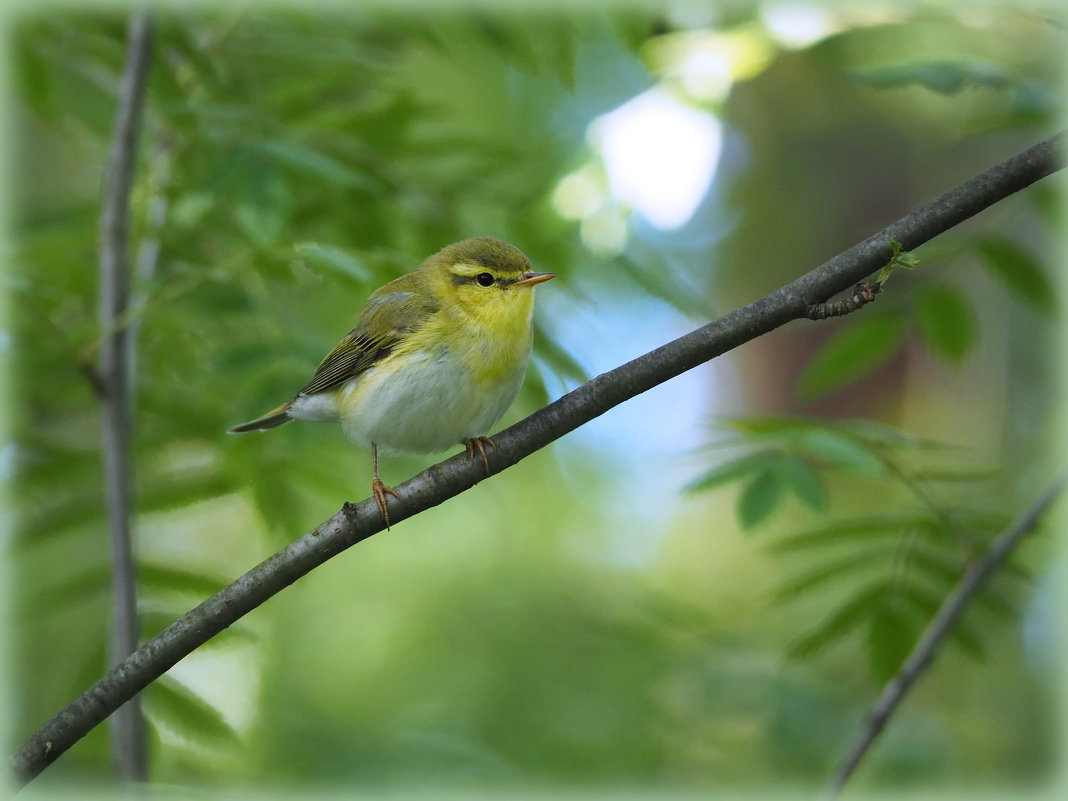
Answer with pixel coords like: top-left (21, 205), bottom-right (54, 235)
top-left (465, 436), bottom-right (495, 475)
top-left (372, 477), bottom-right (401, 529)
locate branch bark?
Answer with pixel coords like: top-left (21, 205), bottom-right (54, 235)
top-left (10, 132), bottom-right (1064, 789)
top-left (97, 8), bottom-right (154, 783)
top-left (821, 472), bottom-right (1068, 799)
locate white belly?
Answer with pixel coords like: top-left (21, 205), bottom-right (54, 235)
top-left (335, 346), bottom-right (527, 454)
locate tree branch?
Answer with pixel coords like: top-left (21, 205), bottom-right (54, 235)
top-left (821, 472), bottom-right (1068, 799)
top-left (97, 8), bottom-right (154, 783)
top-left (10, 132), bottom-right (1064, 789)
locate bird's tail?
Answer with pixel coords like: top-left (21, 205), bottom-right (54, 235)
top-left (228, 403), bottom-right (292, 433)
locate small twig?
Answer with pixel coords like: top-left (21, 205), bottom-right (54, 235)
top-left (98, 7), bottom-right (154, 783)
top-left (821, 472), bottom-right (1068, 799)
top-left (804, 238), bottom-right (919, 320)
top-left (804, 281), bottom-right (882, 320)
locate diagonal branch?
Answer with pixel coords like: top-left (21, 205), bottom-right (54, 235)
top-left (96, 8), bottom-right (154, 783)
top-left (821, 472), bottom-right (1068, 799)
top-left (9, 132), bottom-right (1065, 789)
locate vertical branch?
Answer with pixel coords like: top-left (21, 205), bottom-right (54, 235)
top-left (98, 8), bottom-right (155, 783)
top-left (821, 472), bottom-right (1067, 799)
top-left (129, 130), bottom-right (173, 382)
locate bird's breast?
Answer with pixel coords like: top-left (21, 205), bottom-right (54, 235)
top-left (336, 319), bottom-right (532, 454)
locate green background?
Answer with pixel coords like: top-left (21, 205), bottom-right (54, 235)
top-left (3, 1), bottom-right (1065, 798)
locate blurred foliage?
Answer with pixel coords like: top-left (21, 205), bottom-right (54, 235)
top-left (5, 1), bottom-right (1064, 798)
top-left (687, 416), bottom-right (1026, 681)
top-left (797, 313), bottom-right (907, 400)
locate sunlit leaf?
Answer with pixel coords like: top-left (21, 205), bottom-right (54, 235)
top-left (796, 314), bottom-right (905, 400)
top-left (796, 428), bottom-right (884, 476)
top-left (294, 242), bottom-right (373, 284)
top-left (916, 283), bottom-right (977, 363)
top-left (145, 676), bottom-right (240, 746)
top-left (138, 470), bottom-right (237, 514)
top-left (138, 564), bottom-right (230, 597)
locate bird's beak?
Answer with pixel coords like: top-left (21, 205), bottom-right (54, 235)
top-left (514, 271), bottom-right (555, 287)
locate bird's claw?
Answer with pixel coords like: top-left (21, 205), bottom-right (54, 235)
top-left (372, 477), bottom-right (401, 529)
top-left (465, 436), bottom-right (494, 475)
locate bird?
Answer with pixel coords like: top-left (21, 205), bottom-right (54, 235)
top-left (228, 236), bottom-right (554, 528)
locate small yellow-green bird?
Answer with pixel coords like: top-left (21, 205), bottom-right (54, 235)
top-left (229, 236), bottom-right (554, 527)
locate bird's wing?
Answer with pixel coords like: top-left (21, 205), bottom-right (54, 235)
top-left (296, 289), bottom-right (440, 396)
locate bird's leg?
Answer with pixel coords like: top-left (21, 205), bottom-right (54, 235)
top-left (371, 442), bottom-right (400, 529)
top-left (465, 436), bottom-right (494, 475)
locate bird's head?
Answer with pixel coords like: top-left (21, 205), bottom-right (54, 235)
top-left (426, 237), bottom-right (555, 325)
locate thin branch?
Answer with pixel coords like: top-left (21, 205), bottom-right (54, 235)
top-left (821, 472), bottom-right (1068, 799)
top-left (129, 130), bottom-right (173, 384)
top-left (97, 8), bottom-right (154, 783)
top-left (9, 133), bottom-right (1064, 789)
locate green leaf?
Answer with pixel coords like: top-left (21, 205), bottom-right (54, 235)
top-left (916, 283), bottom-right (977, 363)
top-left (138, 470), bottom-right (237, 514)
top-left (866, 598), bottom-right (919, 682)
top-left (725, 417), bottom-right (812, 436)
top-left (896, 583), bottom-right (987, 659)
top-left (294, 242), bottom-right (373, 283)
top-left (685, 451), bottom-right (783, 494)
top-left (256, 137), bottom-right (378, 191)
top-left (774, 458), bottom-right (827, 512)
top-left (169, 191), bottom-right (216, 232)
top-left (837, 419), bottom-right (954, 451)
top-left (796, 428), bottom-right (883, 476)
top-left (145, 676), bottom-right (240, 746)
top-left (977, 236), bottom-right (1057, 315)
top-left (138, 564), bottom-right (230, 597)
top-left (770, 514), bottom-right (940, 552)
top-left (738, 468), bottom-right (784, 531)
top-left (851, 61), bottom-right (1010, 94)
top-left (788, 583), bottom-right (887, 660)
top-left (1030, 183), bottom-right (1062, 229)
top-left (534, 18), bottom-right (577, 88)
top-left (910, 467), bottom-right (999, 482)
top-left (27, 567), bottom-right (110, 616)
top-left (232, 152), bottom-right (292, 248)
top-left (878, 238), bottom-right (919, 284)
top-left (775, 549), bottom-right (893, 600)
top-left (796, 314), bottom-right (905, 400)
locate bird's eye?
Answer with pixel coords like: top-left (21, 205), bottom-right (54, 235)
top-left (475, 272), bottom-right (495, 287)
